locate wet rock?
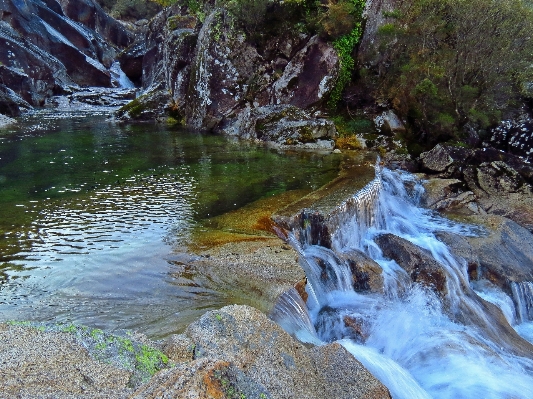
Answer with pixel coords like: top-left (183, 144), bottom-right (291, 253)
top-left (374, 233), bottom-right (533, 356)
top-left (374, 110), bottom-right (405, 135)
top-left (148, 305), bottom-right (391, 399)
top-left (338, 249), bottom-right (384, 293)
top-left (0, 84), bottom-right (33, 116)
top-left (0, 113), bottom-right (16, 127)
top-left (217, 104), bottom-right (337, 149)
top-left (434, 232), bottom-right (481, 281)
top-left (465, 215), bottom-right (533, 296)
top-left (116, 86), bottom-right (172, 121)
top-left (375, 233), bottom-right (448, 295)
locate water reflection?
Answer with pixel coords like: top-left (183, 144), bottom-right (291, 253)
top-left (0, 113), bottom-right (340, 337)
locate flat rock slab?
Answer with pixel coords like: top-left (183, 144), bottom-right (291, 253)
top-left (273, 151), bottom-right (378, 247)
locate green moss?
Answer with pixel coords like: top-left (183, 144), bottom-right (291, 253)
top-left (135, 344), bottom-right (169, 377)
top-left (118, 98), bottom-right (145, 119)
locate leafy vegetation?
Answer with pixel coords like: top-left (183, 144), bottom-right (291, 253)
top-left (365, 0), bottom-right (533, 148)
top-left (95, 0), bottom-right (161, 20)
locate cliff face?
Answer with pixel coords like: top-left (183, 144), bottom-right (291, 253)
top-left (116, 6), bottom-right (341, 148)
top-left (0, 0), bottom-right (134, 114)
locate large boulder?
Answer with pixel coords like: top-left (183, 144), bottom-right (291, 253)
top-left (375, 233), bottom-right (449, 295)
top-left (133, 305), bottom-right (391, 399)
top-left (217, 104), bottom-right (337, 148)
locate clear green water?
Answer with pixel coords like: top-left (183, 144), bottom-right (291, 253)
top-left (0, 112), bottom-right (340, 337)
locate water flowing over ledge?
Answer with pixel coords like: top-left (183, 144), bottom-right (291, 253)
top-left (271, 160), bottom-right (533, 399)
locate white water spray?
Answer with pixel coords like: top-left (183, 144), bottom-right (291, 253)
top-left (272, 162), bottom-right (533, 398)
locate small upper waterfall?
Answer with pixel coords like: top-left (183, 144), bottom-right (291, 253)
top-left (272, 160), bottom-right (533, 399)
top-left (512, 281), bottom-right (533, 323)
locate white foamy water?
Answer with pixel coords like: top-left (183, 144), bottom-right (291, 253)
top-left (274, 163), bottom-right (533, 398)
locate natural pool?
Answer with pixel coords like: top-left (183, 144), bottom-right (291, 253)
top-left (0, 112), bottom-right (341, 337)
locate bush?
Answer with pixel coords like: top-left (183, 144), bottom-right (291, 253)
top-left (369, 0), bottom-right (533, 147)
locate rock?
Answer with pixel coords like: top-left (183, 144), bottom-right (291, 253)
top-left (338, 249), bottom-right (384, 293)
top-left (374, 110), bottom-right (405, 135)
top-left (0, 0), bottom-right (135, 108)
top-left (59, 0), bottom-right (134, 49)
top-left (269, 35), bottom-right (340, 109)
top-left (462, 159), bottom-right (533, 230)
top-left (0, 113), bottom-right (16, 128)
top-left (184, 9), bottom-right (263, 130)
top-left (358, 0), bottom-right (401, 67)
top-left (374, 233), bottom-right (533, 356)
top-left (120, 6), bottom-right (341, 134)
top-left (434, 232), bottom-right (481, 280)
top-left (421, 178), bottom-right (478, 212)
top-left (116, 86), bottom-right (173, 121)
top-left (464, 215), bottom-right (533, 296)
top-left (0, 84), bottom-right (32, 116)
top-left (161, 334), bottom-right (195, 364)
top-left (489, 114), bottom-right (533, 162)
top-left (419, 144), bottom-right (473, 174)
top-left (217, 104), bottom-right (337, 148)
top-left (131, 358), bottom-right (257, 399)
top-left (135, 305), bottom-right (391, 399)
top-left (0, 324), bottom-right (132, 398)
top-left (375, 233), bottom-right (448, 295)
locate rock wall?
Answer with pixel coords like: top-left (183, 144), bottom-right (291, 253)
top-left (117, 6), bottom-right (340, 147)
top-left (0, 0), bottom-right (134, 113)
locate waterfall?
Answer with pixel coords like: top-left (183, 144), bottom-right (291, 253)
top-left (512, 282), bottom-right (533, 323)
top-left (274, 162), bottom-right (533, 399)
top-left (110, 61), bottom-right (135, 89)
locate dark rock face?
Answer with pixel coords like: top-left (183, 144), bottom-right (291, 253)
top-left (119, 7), bottom-right (340, 146)
top-left (490, 115), bottom-right (533, 162)
top-left (419, 144), bottom-right (533, 231)
top-left (0, 0), bottom-right (134, 111)
top-left (375, 233), bottom-right (449, 295)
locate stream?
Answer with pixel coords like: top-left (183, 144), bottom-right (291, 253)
top-left (273, 163), bottom-right (533, 398)
top-left (0, 110), bottom-right (340, 337)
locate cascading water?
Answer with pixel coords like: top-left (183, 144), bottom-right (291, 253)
top-left (272, 161), bottom-right (533, 398)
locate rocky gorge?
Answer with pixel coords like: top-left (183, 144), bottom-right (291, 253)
top-left (1, 0), bottom-right (533, 398)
